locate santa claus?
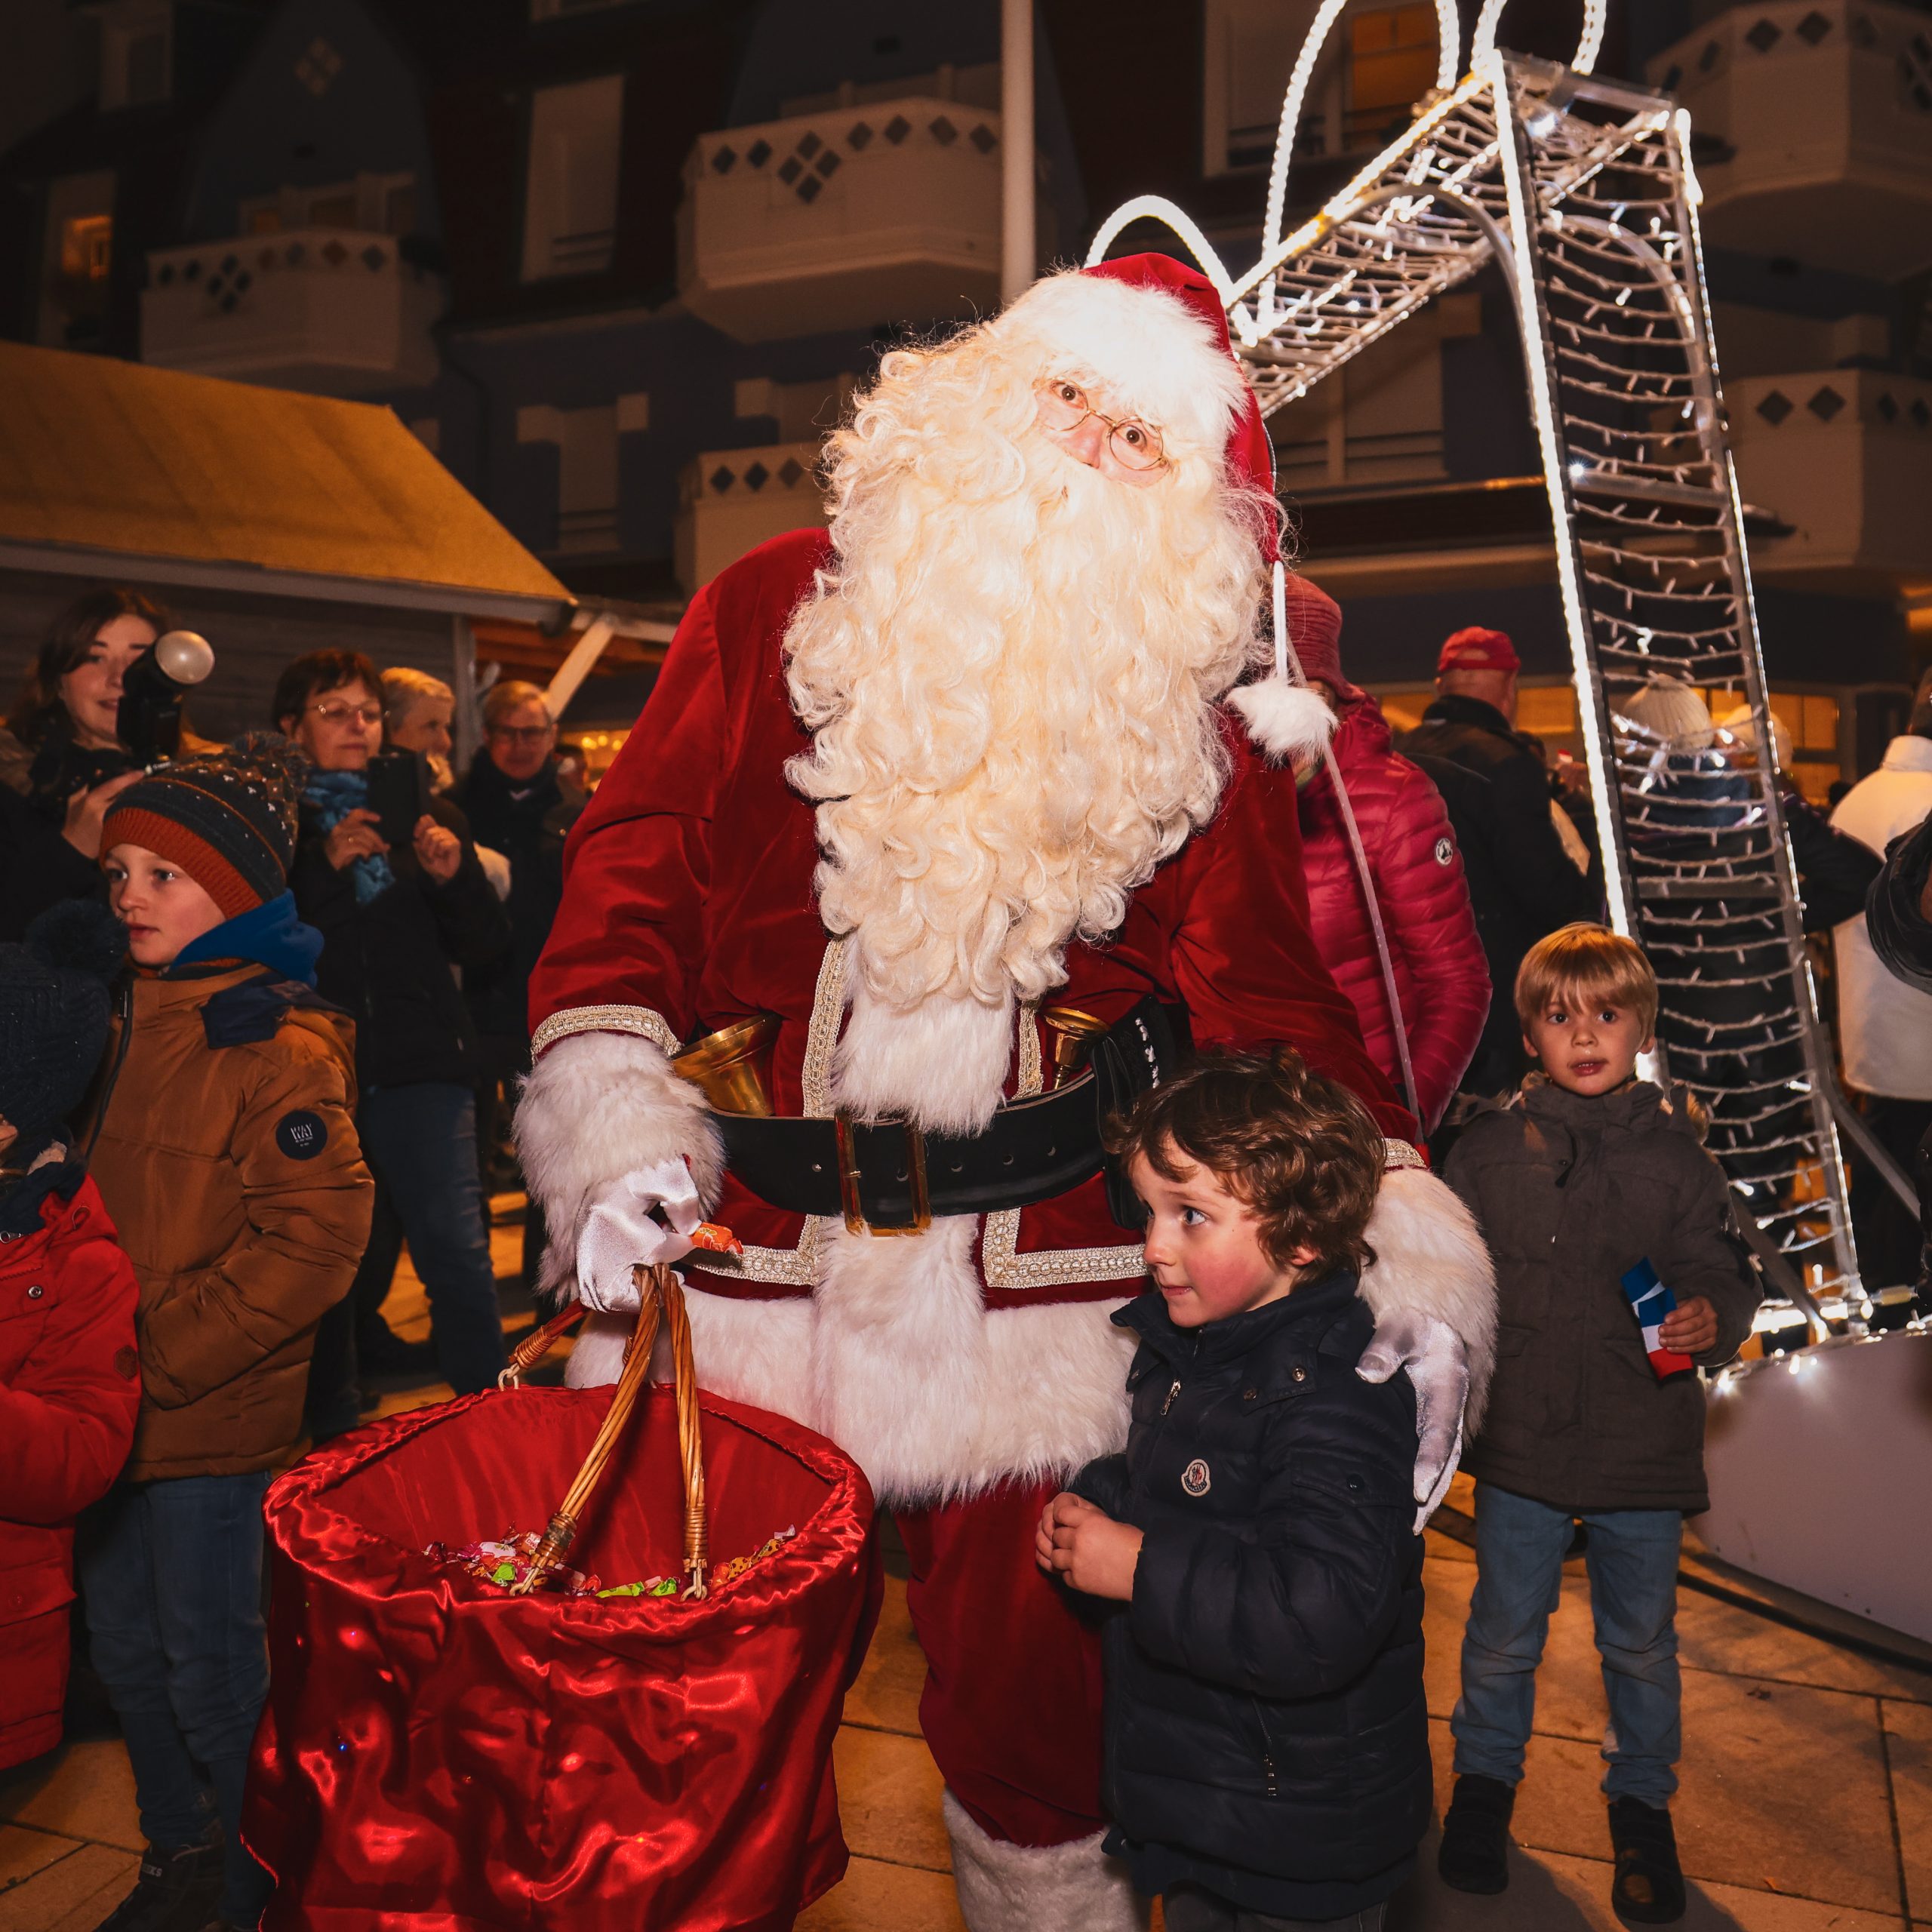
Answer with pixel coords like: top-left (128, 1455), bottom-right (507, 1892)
top-left (515, 254), bottom-right (1494, 1930)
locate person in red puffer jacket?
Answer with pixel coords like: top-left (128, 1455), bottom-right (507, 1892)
top-left (1286, 577), bottom-right (1491, 1137)
top-left (0, 902), bottom-right (140, 1771)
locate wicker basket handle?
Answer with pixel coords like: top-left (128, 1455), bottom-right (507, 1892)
top-left (507, 1263), bottom-right (709, 1599)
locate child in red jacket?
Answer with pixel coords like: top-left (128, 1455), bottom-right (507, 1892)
top-left (0, 901), bottom-right (140, 1770)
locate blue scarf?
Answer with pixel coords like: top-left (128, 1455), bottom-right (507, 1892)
top-left (302, 770), bottom-right (395, 906)
top-left (168, 891), bottom-right (323, 986)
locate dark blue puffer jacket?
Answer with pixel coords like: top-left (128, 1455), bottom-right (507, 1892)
top-left (1072, 1272), bottom-right (1429, 1918)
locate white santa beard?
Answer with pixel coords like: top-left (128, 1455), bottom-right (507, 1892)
top-left (832, 964), bottom-right (1014, 1134)
top-left (787, 428), bottom-right (1259, 1012)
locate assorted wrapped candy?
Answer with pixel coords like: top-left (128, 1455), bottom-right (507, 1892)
top-left (426, 1524), bottom-right (799, 1601)
top-left (425, 1531), bottom-right (599, 1598)
top-left (709, 1525), bottom-right (799, 1592)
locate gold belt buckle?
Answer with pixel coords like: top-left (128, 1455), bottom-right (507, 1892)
top-left (834, 1112), bottom-right (931, 1236)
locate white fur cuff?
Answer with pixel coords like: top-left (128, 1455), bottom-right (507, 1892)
top-left (513, 1027), bottom-right (724, 1294)
top-left (1228, 676), bottom-right (1337, 765)
top-left (943, 1792), bottom-right (1146, 1932)
top-left (1358, 1163), bottom-right (1498, 1430)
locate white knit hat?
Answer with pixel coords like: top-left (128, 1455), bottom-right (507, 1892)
top-left (1617, 680), bottom-right (1715, 750)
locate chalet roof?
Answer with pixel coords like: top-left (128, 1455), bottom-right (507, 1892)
top-left (0, 340), bottom-right (574, 623)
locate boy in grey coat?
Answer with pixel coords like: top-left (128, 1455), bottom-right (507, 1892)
top-left (1438, 924), bottom-right (1759, 1926)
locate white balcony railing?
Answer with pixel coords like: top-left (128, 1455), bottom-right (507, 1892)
top-left (1727, 370), bottom-right (1932, 581)
top-left (1648, 0), bottom-right (1932, 278)
top-left (677, 97), bottom-right (1013, 343)
top-left (673, 441), bottom-right (826, 593)
top-left (140, 229), bottom-right (444, 395)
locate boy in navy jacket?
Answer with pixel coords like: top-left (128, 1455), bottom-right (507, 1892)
top-left (1039, 1049), bottom-right (1432, 1930)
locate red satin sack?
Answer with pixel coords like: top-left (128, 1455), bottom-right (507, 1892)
top-left (245, 1385), bottom-right (881, 1930)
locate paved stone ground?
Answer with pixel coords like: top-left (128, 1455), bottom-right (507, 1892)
top-left (5, 1211), bottom-right (1927, 1931)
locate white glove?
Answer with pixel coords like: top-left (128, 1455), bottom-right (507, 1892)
top-left (574, 1161), bottom-right (706, 1314)
top-left (1357, 1309), bottom-right (1470, 1533)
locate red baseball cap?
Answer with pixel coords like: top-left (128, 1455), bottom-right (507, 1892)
top-left (1437, 626), bottom-right (1521, 675)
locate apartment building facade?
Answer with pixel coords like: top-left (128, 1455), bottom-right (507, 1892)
top-left (2, 0), bottom-right (1925, 767)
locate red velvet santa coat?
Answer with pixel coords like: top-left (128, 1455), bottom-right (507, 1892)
top-left (530, 529), bottom-right (1423, 1503)
top-left (1298, 696), bottom-right (1491, 1135)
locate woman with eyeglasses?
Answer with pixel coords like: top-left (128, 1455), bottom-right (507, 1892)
top-left (455, 680), bottom-right (583, 1293)
top-left (272, 650), bottom-right (512, 1435)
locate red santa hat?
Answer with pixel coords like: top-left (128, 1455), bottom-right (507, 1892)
top-left (999, 254), bottom-right (1333, 765)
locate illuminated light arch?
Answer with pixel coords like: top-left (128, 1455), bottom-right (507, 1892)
top-left (1470, 0), bottom-right (1608, 73)
top-left (1079, 30), bottom-right (1869, 1326)
top-left (1081, 196), bottom-right (1235, 301)
top-left (1259, 0), bottom-right (1461, 324)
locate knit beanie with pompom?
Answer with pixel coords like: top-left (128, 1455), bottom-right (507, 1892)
top-left (100, 731), bottom-right (308, 918)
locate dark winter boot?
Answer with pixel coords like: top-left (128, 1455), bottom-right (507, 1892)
top-left (1609, 1796), bottom-right (1687, 1924)
top-left (1438, 1774), bottom-right (1515, 1893)
top-left (91, 1830), bottom-right (226, 1932)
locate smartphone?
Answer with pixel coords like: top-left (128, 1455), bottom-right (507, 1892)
top-left (364, 749), bottom-right (430, 853)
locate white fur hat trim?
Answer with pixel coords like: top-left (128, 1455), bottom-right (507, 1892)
top-left (990, 269), bottom-right (1247, 461)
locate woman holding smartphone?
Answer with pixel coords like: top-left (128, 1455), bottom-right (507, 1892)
top-left (273, 649), bottom-right (511, 1434)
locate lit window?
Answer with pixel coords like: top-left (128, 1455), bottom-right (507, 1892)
top-left (1347, 4), bottom-right (1437, 146)
top-left (40, 171), bottom-right (115, 347)
top-left (522, 76), bottom-right (625, 281)
top-left (61, 215), bottom-right (113, 283)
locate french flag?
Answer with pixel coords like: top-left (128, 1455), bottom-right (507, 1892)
top-left (1620, 1260), bottom-right (1694, 1379)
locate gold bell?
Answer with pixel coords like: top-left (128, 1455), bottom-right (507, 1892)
top-left (1039, 1006), bottom-right (1109, 1091)
top-left (672, 1014), bottom-right (780, 1116)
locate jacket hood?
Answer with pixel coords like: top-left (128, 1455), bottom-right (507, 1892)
top-left (167, 891), bottom-right (321, 986)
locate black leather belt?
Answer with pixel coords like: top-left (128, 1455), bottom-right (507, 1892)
top-left (715, 1078), bottom-right (1105, 1235)
top-left (711, 995), bottom-right (1188, 1235)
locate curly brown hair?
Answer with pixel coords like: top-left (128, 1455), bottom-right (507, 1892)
top-left (1104, 1047), bottom-right (1384, 1274)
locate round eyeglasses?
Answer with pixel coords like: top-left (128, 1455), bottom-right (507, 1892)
top-left (1034, 378), bottom-right (1168, 472)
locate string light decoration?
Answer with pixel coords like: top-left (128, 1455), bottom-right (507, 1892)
top-left (1088, 14), bottom-right (1863, 1335)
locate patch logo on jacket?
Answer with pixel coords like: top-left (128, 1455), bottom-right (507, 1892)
top-left (1181, 1458), bottom-right (1211, 1497)
top-left (1433, 836), bottom-right (1454, 866)
top-left (275, 1111), bottom-right (328, 1160)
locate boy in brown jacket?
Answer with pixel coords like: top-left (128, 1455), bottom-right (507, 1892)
top-left (79, 734), bottom-right (373, 1932)
top-left (1438, 925), bottom-right (1760, 1927)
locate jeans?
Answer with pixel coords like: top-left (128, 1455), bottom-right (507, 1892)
top-left (1451, 1481), bottom-right (1682, 1806)
top-left (77, 1474), bottom-right (273, 1924)
top-left (307, 1081), bottom-right (506, 1433)
top-left (1161, 1887), bottom-right (1387, 1930)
